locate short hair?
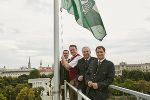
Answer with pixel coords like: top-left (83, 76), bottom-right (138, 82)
top-left (63, 50), bottom-right (69, 53)
top-left (95, 46), bottom-right (105, 52)
top-left (69, 45), bottom-right (77, 50)
top-left (82, 46), bottom-right (90, 51)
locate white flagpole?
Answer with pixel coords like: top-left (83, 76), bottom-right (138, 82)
top-left (53, 0), bottom-right (60, 99)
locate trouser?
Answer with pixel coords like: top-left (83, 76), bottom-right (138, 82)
top-left (61, 84), bottom-right (69, 100)
top-left (87, 89), bottom-right (108, 100)
top-left (61, 88), bottom-right (65, 100)
top-left (69, 79), bottom-right (77, 100)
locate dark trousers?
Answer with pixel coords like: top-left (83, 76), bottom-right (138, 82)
top-left (87, 89), bottom-right (108, 100)
top-left (61, 84), bottom-right (69, 100)
top-left (61, 88), bottom-right (65, 100)
top-left (69, 80), bottom-right (77, 100)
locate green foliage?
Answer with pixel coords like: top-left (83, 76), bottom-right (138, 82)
top-left (0, 73), bottom-right (52, 100)
top-left (15, 84), bottom-right (28, 96)
top-left (5, 85), bottom-right (16, 100)
top-left (48, 73), bottom-right (54, 79)
top-left (29, 69), bottom-right (40, 79)
top-left (33, 87), bottom-right (44, 100)
top-left (17, 74), bottom-right (29, 84)
top-left (144, 72), bottom-right (150, 81)
top-left (122, 79), bottom-right (135, 90)
top-left (40, 74), bottom-right (47, 78)
top-left (135, 80), bottom-right (150, 93)
top-left (114, 76), bottom-right (124, 83)
top-left (0, 93), bottom-right (6, 100)
top-left (127, 70), bottom-right (144, 81)
top-left (16, 87), bottom-right (35, 100)
top-left (122, 69), bottom-right (129, 80)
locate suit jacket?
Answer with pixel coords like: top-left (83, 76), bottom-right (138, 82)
top-left (77, 57), bottom-right (95, 90)
top-left (60, 60), bottom-right (70, 85)
top-left (85, 58), bottom-right (115, 99)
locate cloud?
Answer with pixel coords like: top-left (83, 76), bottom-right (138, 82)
top-left (1, 0), bottom-right (150, 68)
top-left (145, 17), bottom-right (150, 22)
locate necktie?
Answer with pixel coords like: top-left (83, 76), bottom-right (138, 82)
top-left (98, 61), bottom-right (101, 67)
top-left (95, 61), bottom-right (101, 75)
top-left (85, 59), bottom-right (88, 69)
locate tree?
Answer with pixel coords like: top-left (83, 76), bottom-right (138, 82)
top-left (127, 70), bottom-right (144, 81)
top-left (122, 79), bottom-right (135, 90)
top-left (3, 76), bottom-right (13, 86)
top-left (0, 93), bottom-right (6, 100)
top-left (40, 74), bottom-right (47, 78)
top-left (17, 74), bottom-right (29, 84)
top-left (48, 73), bottom-right (54, 79)
top-left (122, 69), bottom-right (129, 80)
top-left (144, 72), bottom-right (150, 81)
top-left (135, 80), bottom-right (148, 93)
top-left (33, 87), bottom-right (44, 100)
top-left (5, 85), bottom-right (16, 100)
top-left (15, 84), bottom-right (28, 96)
top-left (16, 87), bottom-right (35, 100)
top-left (29, 69), bottom-right (40, 79)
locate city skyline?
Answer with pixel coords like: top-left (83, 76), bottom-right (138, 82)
top-left (0, 0), bottom-right (150, 68)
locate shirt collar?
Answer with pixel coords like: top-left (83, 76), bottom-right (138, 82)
top-left (84, 56), bottom-right (91, 61)
top-left (98, 58), bottom-right (105, 63)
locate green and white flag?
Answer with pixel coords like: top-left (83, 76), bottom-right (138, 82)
top-left (61, 0), bottom-right (106, 41)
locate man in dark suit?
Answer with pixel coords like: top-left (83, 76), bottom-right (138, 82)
top-left (85, 46), bottom-right (115, 100)
top-left (60, 50), bottom-right (70, 100)
top-left (77, 47), bottom-right (95, 95)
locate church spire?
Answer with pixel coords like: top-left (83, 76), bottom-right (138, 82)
top-left (40, 60), bottom-right (42, 67)
top-left (28, 57), bottom-right (31, 69)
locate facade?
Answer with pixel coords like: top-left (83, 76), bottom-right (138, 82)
top-left (0, 58), bottom-right (54, 77)
top-left (0, 67), bottom-right (32, 77)
top-left (115, 62), bottom-right (150, 76)
top-left (28, 78), bottom-right (52, 100)
top-left (0, 66), bottom-right (54, 78)
top-left (38, 67), bottom-right (54, 75)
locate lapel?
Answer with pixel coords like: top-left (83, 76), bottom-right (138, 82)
top-left (94, 59), bottom-right (106, 75)
top-left (92, 59), bottom-right (98, 74)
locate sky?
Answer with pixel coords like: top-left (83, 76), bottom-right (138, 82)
top-left (0, 0), bottom-right (150, 69)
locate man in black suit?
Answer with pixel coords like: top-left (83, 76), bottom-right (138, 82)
top-left (77, 47), bottom-right (95, 95)
top-left (60, 50), bottom-right (70, 100)
top-left (85, 46), bottom-right (115, 100)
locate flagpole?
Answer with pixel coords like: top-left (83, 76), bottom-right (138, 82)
top-left (54, 0), bottom-right (60, 99)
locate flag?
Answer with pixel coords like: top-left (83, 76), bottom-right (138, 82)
top-left (61, 0), bottom-right (106, 41)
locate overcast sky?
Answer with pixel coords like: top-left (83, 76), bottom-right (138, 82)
top-left (0, 0), bottom-right (150, 69)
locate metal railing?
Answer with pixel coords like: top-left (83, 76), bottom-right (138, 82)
top-left (62, 80), bottom-right (150, 100)
top-left (64, 80), bottom-right (91, 100)
top-left (109, 85), bottom-right (150, 100)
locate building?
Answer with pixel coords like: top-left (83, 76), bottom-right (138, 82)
top-left (38, 60), bottom-right (54, 75)
top-left (115, 62), bottom-right (150, 76)
top-left (0, 68), bottom-right (32, 77)
top-left (28, 78), bottom-right (52, 100)
top-left (0, 58), bottom-right (54, 77)
top-left (0, 57), bottom-right (32, 77)
top-left (38, 67), bottom-right (54, 75)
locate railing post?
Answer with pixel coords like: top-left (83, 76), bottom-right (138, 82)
top-left (137, 96), bottom-right (142, 100)
top-left (123, 92), bottom-right (125, 100)
top-left (64, 80), bottom-right (67, 100)
top-left (77, 90), bottom-right (82, 100)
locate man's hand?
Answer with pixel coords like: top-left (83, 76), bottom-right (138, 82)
top-left (61, 55), bottom-right (70, 71)
top-left (88, 81), bottom-right (93, 87)
top-left (78, 75), bottom-right (83, 81)
top-left (61, 55), bottom-right (65, 60)
top-left (92, 83), bottom-right (98, 89)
